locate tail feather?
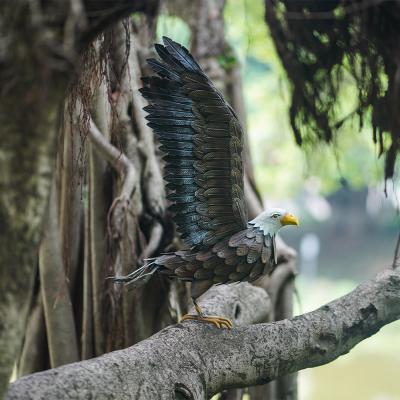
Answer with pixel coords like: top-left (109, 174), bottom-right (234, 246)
top-left (110, 250), bottom-right (204, 288)
top-left (111, 259), bottom-right (159, 288)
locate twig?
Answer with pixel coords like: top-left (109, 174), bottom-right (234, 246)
top-left (89, 117), bottom-right (136, 200)
top-left (139, 220), bottom-right (163, 259)
top-left (89, 117), bottom-right (137, 241)
top-left (393, 231), bottom-right (400, 269)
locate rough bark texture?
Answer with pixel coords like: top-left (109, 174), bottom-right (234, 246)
top-left (0, 0), bottom-right (159, 396)
top-left (17, 295), bottom-right (47, 377)
top-left (7, 267), bottom-right (400, 400)
top-left (0, 2), bottom-right (80, 394)
top-left (39, 182), bottom-right (79, 367)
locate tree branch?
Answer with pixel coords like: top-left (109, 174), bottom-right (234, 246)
top-left (188, 283), bottom-right (271, 326)
top-left (139, 220), bottom-right (163, 259)
top-left (7, 266), bottom-right (400, 400)
top-left (257, 261), bottom-right (297, 307)
top-left (89, 118), bottom-right (137, 202)
top-left (82, 0), bottom-right (160, 45)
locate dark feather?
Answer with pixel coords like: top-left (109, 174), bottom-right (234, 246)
top-left (194, 269), bottom-right (214, 280)
top-left (195, 250), bottom-right (213, 262)
top-left (169, 202), bottom-right (201, 214)
top-left (247, 241), bottom-right (262, 264)
top-left (163, 36), bottom-right (201, 72)
top-left (203, 257), bottom-right (222, 270)
top-left (228, 229), bottom-right (249, 246)
top-left (249, 261), bottom-right (264, 280)
top-left (141, 37), bottom-right (247, 249)
top-left (175, 267), bottom-right (194, 279)
top-left (214, 264), bottom-right (231, 275)
top-left (236, 262), bottom-right (251, 273)
top-left (154, 43), bottom-right (184, 71)
top-left (146, 58), bottom-right (181, 80)
top-left (228, 271), bottom-right (248, 281)
top-left (236, 246), bottom-right (249, 256)
top-left (165, 177), bottom-right (196, 186)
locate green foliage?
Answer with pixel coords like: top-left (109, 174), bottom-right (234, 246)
top-left (224, 0), bottom-right (386, 199)
top-left (217, 48), bottom-right (237, 71)
top-left (156, 15), bottom-right (191, 47)
top-left (155, 2), bottom-right (389, 200)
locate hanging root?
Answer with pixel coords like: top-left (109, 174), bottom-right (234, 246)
top-left (110, 259), bottom-right (159, 288)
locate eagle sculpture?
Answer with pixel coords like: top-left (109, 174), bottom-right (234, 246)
top-left (115, 37), bottom-right (299, 329)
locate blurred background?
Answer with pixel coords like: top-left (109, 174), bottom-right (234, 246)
top-left (6, 1), bottom-right (399, 398)
top-left (159, 1), bottom-right (400, 399)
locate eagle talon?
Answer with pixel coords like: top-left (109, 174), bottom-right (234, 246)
top-left (180, 314), bottom-right (233, 329)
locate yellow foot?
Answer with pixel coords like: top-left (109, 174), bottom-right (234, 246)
top-left (181, 314), bottom-right (233, 329)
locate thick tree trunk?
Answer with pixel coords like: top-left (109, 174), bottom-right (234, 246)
top-left (0, 1), bottom-right (158, 396)
top-left (0, 3), bottom-right (75, 393)
top-left (14, 4), bottom-right (179, 378)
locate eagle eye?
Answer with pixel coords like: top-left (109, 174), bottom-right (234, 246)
top-left (271, 213), bottom-right (280, 219)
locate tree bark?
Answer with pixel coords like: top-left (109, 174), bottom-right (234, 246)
top-left (0, 2), bottom-right (76, 394)
top-left (59, 106), bottom-right (84, 292)
top-left (17, 295), bottom-right (47, 377)
top-left (39, 181), bottom-right (80, 367)
top-left (7, 266), bottom-right (400, 400)
top-left (0, 0), bottom-right (159, 395)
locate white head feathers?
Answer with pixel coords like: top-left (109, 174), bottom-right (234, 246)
top-left (249, 208), bottom-right (299, 235)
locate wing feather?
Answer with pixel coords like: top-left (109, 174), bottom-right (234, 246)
top-left (141, 37), bottom-right (247, 249)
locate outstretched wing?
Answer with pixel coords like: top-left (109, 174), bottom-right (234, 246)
top-left (140, 37), bottom-right (247, 249)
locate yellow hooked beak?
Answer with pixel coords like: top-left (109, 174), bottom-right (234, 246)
top-left (280, 213), bottom-right (299, 227)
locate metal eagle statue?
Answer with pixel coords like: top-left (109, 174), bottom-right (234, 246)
top-left (115, 37), bottom-right (299, 329)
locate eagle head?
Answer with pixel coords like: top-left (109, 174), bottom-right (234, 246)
top-left (249, 208), bottom-right (299, 235)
